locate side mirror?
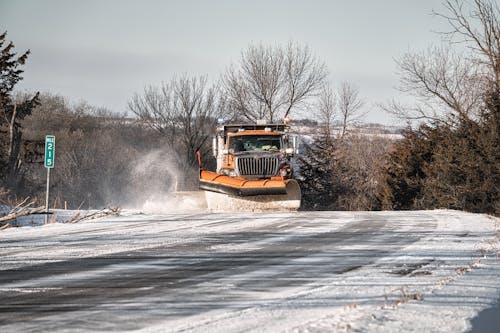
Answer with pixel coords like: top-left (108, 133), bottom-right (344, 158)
top-left (292, 136), bottom-right (299, 154)
top-left (283, 134), bottom-right (299, 155)
top-left (212, 137), bottom-right (218, 157)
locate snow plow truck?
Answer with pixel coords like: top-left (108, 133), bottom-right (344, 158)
top-left (199, 122), bottom-right (301, 212)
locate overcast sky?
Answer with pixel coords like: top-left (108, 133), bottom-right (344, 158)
top-left (0, 0), bottom-right (450, 124)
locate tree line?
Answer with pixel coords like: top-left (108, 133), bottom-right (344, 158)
top-left (0, 0), bottom-right (498, 215)
top-left (377, 0), bottom-right (499, 214)
top-left (299, 0), bottom-right (498, 215)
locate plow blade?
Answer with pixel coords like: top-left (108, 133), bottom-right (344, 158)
top-left (199, 170), bottom-right (301, 212)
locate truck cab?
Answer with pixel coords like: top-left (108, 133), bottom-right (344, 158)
top-left (213, 124), bottom-right (296, 180)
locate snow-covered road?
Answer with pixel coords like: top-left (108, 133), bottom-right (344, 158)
top-left (0, 210), bottom-right (498, 332)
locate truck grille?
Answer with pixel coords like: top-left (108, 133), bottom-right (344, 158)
top-left (235, 155), bottom-right (280, 177)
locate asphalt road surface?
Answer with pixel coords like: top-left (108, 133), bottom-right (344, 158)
top-left (0, 210), bottom-right (498, 332)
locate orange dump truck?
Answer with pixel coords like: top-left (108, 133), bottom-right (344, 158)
top-left (199, 123), bottom-right (301, 211)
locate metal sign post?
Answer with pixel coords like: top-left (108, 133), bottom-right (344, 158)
top-left (44, 135), bottom-right (55, 223)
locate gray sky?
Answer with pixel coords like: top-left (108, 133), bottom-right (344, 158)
top-left (0, 0), bottom-right (448, 124)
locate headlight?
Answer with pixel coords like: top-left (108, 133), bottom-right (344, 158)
top-left (221, 168), bottom-right (238, 177)
top-left (280, 165), bottom-right (292, 178)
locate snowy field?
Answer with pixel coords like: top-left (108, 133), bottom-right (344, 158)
top-left (0, 209), bottom-right (499, 332)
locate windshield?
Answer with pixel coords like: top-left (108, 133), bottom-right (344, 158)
top-left (229, 135), bottom-right (281, 153)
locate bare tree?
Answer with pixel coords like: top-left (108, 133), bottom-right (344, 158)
top-left (387, 47), bottom-right (484, 125)
top-left (436, 0), bottom-right (499, 90)
top-left (223, 41), bottom-right (328, 122)
top-left (129, 75), bottom-right (224, 189)
top-left (337, 81), bottom-right (365, 138)
top-left (316, 84), bottom-right (336, 141)
top-left (385, 0), bottom-right (499, 125)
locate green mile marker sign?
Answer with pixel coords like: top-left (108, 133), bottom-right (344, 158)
top-left (45, 135), bottom-right (55, 168)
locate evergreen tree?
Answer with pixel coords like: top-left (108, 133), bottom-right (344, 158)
top-left (297, 132), bottom-right (337, 210)
top-left (378, 0), bottom-right (499, 216)
top-left (377, 127), bottom-right (440, 210)
top-left (378, 98), bottom-right (499, 215)
top-left (0, 32), bottom-right (39, 191)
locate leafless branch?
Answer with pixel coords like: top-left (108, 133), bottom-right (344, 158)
top-left (223, 41), bottom-right (327, 122)
top-left (386, 0), bottom-right (498, 125)
top-left (64, 207), bottom-right (120, 224)
top-left (434, 0), bottom-right (499, 90)
top-left (316, 83), bottom-right (336, 139)
top-left (0, 205), bottom-right (44, 225)
top-left (129, 75), bottom-right (226, 188)
top-left (388, 46), bottom-right (485, 125)
top-left (337, 81), bottom-right (366, 138)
